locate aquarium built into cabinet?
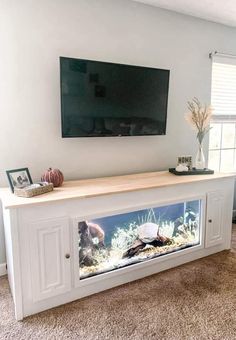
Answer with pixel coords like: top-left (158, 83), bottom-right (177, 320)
top-left (77, 198), bottom-right (203, 280)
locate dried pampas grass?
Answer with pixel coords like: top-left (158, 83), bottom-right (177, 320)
top-left (185, 97), bottom-right (212, 144)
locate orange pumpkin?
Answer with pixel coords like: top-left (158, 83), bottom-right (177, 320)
top-left (41, 168), bottom-right (64, 187)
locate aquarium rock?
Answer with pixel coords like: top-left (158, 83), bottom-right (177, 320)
top-left (78, 221), bottom-right (105, 267)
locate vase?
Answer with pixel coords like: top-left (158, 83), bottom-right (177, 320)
top-left (195, 143), bottom-right (206, 170)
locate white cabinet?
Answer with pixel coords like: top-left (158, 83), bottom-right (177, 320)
top-left (1, 172), bottom-right (234, 320)
top-left (29, 217), bottom-right (71, 302)
top-left (205, 191), bottom-right (224, 248)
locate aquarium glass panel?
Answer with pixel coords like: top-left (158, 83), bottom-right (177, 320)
top-left (78, 200), bottom-right (201, 279)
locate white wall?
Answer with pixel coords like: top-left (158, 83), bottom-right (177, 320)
top-left (0, 0), bottom-right (236, 265)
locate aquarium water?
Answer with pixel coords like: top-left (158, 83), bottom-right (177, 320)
top-left (78, 200), bottom-right (201, 279)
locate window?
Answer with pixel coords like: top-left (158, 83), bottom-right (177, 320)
top-left (208, 57), bottom-right (236, 172)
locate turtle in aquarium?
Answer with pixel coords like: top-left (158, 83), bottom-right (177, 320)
top-left (123, 222), bottom-right (170, 258)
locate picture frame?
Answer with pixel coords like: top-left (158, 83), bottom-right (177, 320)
top-left (177, 156), bottom-right (192, 170)
top-left (6, 168), bottom-right (33, 193)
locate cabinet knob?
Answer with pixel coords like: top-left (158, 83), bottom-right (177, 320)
top-left (208, 219), bottom-right (212, 223)
top-left (65, 254), bottom-right (70, 259)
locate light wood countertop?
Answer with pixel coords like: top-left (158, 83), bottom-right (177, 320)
top-left (0, 171), bottom-right (235, 209)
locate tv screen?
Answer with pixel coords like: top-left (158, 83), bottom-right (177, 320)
top-left (60, 57), bottom-right (170, 137)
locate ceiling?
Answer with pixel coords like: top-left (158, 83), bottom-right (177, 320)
top-left (133, 0), bottom-right (236, 27)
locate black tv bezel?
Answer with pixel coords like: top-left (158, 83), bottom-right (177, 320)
top-left (60, 56), bottom-right (170, 138)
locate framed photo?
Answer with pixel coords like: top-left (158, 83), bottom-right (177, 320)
top-left (6, 168), bottom-right (33, 193)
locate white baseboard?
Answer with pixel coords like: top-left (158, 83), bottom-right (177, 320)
top-left (0, 263), bottom-right (7, 276)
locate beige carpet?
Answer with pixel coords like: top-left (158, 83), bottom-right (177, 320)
top-left (1, 231), bottom-right (236, 340)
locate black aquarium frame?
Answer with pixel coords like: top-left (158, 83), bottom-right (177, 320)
top-left (60, 57), bottom-right (170, 138)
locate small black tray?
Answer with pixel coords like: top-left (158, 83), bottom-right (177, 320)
top-left (169, 168), bottom-right (214, 176)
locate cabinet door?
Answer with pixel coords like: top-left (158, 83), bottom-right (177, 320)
top-left (205, 191), bottom-right (224, 248)
top-left (29, 217), bottom-right (71, 302)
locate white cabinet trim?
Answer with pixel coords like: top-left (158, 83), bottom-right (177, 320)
top-left (29, 217), bottom-right (72, 302)
top-left (205, 191), bottom-right (224, 248)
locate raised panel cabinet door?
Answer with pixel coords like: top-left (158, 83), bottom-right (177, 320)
top-left (29, 217), bottom-right (71, 302)
top-left (205, 191), bottom-right (224, 248)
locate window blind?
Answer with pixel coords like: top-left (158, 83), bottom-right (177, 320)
top-left (211, 57), bottom-right (236, 119)
top-left (208, 54), bottom-right (236, 172)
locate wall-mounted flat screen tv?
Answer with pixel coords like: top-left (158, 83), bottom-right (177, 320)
top-left (60, 57), bottom-right (170, 137)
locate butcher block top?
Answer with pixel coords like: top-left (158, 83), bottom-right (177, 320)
top-left (0, 171), bottom-right (235, 209)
